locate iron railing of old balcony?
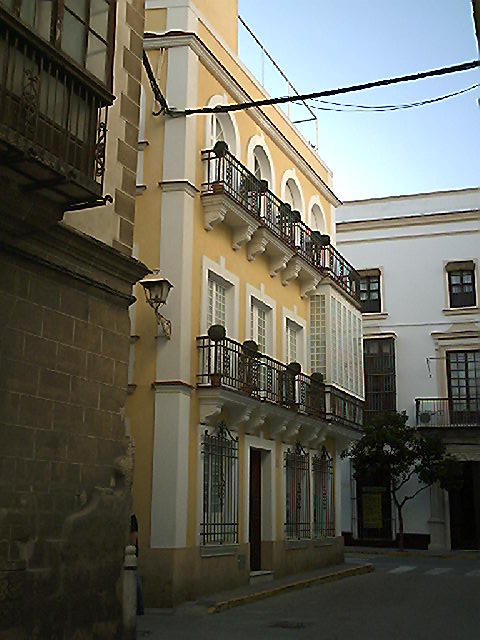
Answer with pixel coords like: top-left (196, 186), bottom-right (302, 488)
top-left (197, 335), bottom-right (326, 420)
top-left (0, 12), bottom-right (110, 201)
top-left (326, 385), bottom-right (364, 430)
top-left (416, 398), bottom-right (480, 428)
top-left (202, 148), bottom-right (361, 303)
top-left (312, 448), bottom-right (335, 538)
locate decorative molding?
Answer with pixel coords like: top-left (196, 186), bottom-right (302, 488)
top-left (201, 195), bottom-right (227, 231)
top-left (300, 276), bottom-right (320, 299)
top-left (281, 258), bottom-right (301, 286)
top-left (159, 179), bottom-right (199, 198)
top-left (144, 32), bottom-right (341, 207)
top-left (442, 306), bottom-right (480, 317)
top-left (247, 229), bottom-right (269, 261)
top-left (337, 208), bottom-right (480, 233)
top-left (232, 222), bottom-right (257, 250)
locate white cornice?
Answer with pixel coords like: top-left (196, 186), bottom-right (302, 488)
top-left (144, 32), bottom-right (342, 208)
top-left (337, 208), bottom-right (480, 233)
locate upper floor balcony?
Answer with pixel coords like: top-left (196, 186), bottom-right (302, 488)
top-left (0, 4), bottom-right (114, 211)
top-left (201, 145), bottom-right (360, 305)
top-left (416, 398), bottom-right (480, 429)
top-left (196, 330), bottom-right (363, 441)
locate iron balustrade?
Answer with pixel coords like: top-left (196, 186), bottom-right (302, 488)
top-left (202, 149), bottom-right (361, 302)
top-left (0, 11), bottom-right (110, 202)
top-left (326, 385), bottom-right (363, 430)
top-left (416, 398), bottom-right (480, 428)
top-left (197, 335), bottom-right (326, 420)
top-left (312, 448), bottom-right (335, 538)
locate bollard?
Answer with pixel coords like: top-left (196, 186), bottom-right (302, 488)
top-left (123, 544), bottom-right (137, 640)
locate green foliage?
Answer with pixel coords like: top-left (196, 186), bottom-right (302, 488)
top-left (342, 410), bottom-right (462, 505)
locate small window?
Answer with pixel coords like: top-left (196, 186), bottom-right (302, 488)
top-left (207, 276), bottom-right (227, 327)
top-left (250, 300), bottom-right (267, 353)
top-left (359, 274), bottom-right (381, 313)
top-left (448, 267), bottom-right (476, 308)
top-left (286, 319), bottom-right (298, 363)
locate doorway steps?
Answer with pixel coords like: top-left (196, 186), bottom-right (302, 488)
top-left (249, 570), bottom-right (274, 585)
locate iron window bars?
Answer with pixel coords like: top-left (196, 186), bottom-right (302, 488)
top-left (284, 442), bottom-right (311, 540)
top-left (359, 274), bottom-right (381, 313)
top-left (201, 423), bottom-right (239, 545)
top-left (312, 447), bottom-right (334, 538)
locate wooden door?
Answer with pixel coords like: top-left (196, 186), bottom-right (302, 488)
top-left (249, 449), bottom-right (262, 570)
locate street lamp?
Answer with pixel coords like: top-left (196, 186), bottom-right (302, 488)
top-left (139, 270), bottom-right (173, 338)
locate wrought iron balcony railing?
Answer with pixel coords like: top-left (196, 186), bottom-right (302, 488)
top-left (0, 10), bottom-right (112, 208)
top-left (416, 398), bottom-right (480, 428)
top-left (202, 148), bottom-right (361, 303)
top-left (197, 335), bottom-right (363, 429)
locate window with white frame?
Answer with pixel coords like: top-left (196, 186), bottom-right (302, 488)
top-left (251, 300), bottom-right (267, 353)
top-left (286, 319), bottom-right (298, 363)
top-left (207, 275), bottom-right (227, 328)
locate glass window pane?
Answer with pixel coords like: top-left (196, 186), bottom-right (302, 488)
top-left (65, 0), bottom-right (87, 21)
top-left (451, 274), bottom-right (461, 284)
top-left (360, 281), bottom-right (368, 291)
top-left (370, 292), bottom-right (379, 300)
top-left (369, 280), bottom-right (379, 290)
top-left (62, 11), bottom-right (85, 65)
top-left (90, 0), bottom-right (109, 40)
top-left (86, 32), bottom-right (107, 81)
top-left (21, 0), bottom-right (52, 41)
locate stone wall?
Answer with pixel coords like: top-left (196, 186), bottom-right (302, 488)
top-left (0, 222), bottom-right (146, 638)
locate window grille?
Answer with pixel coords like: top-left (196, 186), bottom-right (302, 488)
top-left (251, 301), bottom-right (267, 353)
top-left (201, 423), bottom-right (238, 545)
top-left (313, 448), bottom-right (335, 538)
top-left (284, 442), bottom-right (310, 539)
top-left (363, 338), bottom-right (396, 422)
top-left (286, 320), bottom-right (298, 363)
top-left (447, 350), bottom-right (480, 423)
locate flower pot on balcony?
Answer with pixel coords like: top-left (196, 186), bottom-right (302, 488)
top-left (212, 181), bottom-right (224, 194)
top-left (210, 372), bottom-right (222, 387)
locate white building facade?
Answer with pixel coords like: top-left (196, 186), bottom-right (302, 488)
top-left (337, 188), bottom-right (480, 551)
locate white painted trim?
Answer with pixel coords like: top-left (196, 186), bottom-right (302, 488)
top-left (243, 435), bottom-right (276, 544)
top-left (246, 134), bottom-right (276, 191)
top-left (357, 266), bottom-right (386, 314)
top-left (307, 195), bottom-right (327, 233)
top-left (281, 304), bottom-right (307, 372)
top-left (204, 94), bottom-right (240, 157)
top-left (201, 255), bottom-right (240, 340)
top-left (280, 169), bottom-right (305, 219)
top-left (245, 282), bottom-right (277, 358)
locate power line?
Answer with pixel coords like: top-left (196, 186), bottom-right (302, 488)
top-left (142, 51), bottom-right (170, 115)
top-left (303, 83), bottom-right (480, 113)
top-left (174, 59), bottom-right (480, 117)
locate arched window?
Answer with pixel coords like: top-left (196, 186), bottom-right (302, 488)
top-left (254, 155), bottom-right (262, 181)
top-left (284, 177), bottom-right (302, 215)
top-left (311, 203), bottom-right (326, 234)
top-left (210, 115), bottom-right (225, 146)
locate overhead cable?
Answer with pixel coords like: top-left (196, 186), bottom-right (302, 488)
top-left (142, 51), bottom-right (170, 115)
top-left (174, 60), bottom-right (480, 117)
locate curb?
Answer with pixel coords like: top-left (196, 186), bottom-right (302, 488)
top-left (208, 563), bottom-right (374, 614)
top-left (346, 549), bottom-right (480, 561)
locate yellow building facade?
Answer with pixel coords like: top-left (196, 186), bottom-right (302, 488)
top-left (129, 0), bottom-right (364, 607)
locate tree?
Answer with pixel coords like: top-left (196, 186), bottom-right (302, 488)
top-left (342, 411), bottom-right (462, 551)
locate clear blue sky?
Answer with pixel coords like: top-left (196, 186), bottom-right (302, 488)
top-left (237, 0), bottom-right (480, 201)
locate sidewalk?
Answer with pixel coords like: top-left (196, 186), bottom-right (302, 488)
top-left (345, 545), bottom-right (480, 560)
top-left (143, 560), bottom-right (372, 619)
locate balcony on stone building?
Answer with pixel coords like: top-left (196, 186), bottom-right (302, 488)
top-left (416, 398), bottom-right (480, 429)
top-left (201, 145), bottom-right (361, 304)
top-left (196, 333), bottom-right (363, 439)
top-left (0, 3), bottom-right (115, 211)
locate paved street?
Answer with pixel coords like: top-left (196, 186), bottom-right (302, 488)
top-left (137, 553), bottom-right (480, 640)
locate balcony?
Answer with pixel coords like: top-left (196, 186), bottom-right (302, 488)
top-left (416, 398), bottom-right (480, 429)
top-left (196, 334), bottom-right (363, 439)
top-left (201, 147), bottom-right (360, 304)
top-left (0, 9), bottom-right (112, 210)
